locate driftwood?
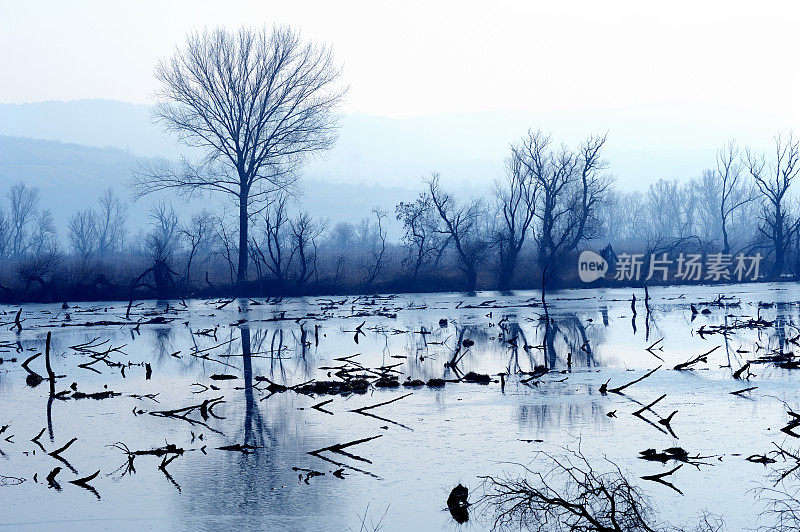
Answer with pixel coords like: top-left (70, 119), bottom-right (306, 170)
top-left (350, 393), bottom-right (412, 429)
top-left (606, 366), bottom-right (661, 394)
top-left (641, 464), bottom-right (684, 494)
top-left (148, 397), bottom-right (226, 434)
top-left (673, 346), bottom-right (719, 370)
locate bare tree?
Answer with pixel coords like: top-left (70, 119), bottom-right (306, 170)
top-left (0, 208), bottom-right (12, 258)
top-left (427, 174), bottom-right (488, 291)
top-left (396, 193), bottom-right (442, 278)
top-left (147, 201), bottom-right (180, 262)
top-left (494, 146), bottom-right (537, 290)
top-left (692, 170), bottom-right (722, 244)
top-left (133, 26), bottom-right (345, 286)
top-left (137, 201), bottom-right (181, 298)
top-left (96, 188), bottom-right (127, 256)
top-left (180, 210), bottom-right (215, 283)
top-left (330, 221), bottom-right (356, 249)
top-left (214, 216), bottom-right (239, 285)
top-left (757, 482), bottom-right (800, 531)
top-left (30, 209), bottom-right (57, 256)
top-left (364, 208), bottom-right (387, 289)
top-left (713, 140), bottom-right (754, 253)
top-left (8, 182), bottom-right (40, 257)
top-left (479, 450), bottom-right (658, 531)
top-left (291, 212), bottom-right (325, 288)
top-left (638, 179), bottom-right (703, 257)
top-left (251, 194), bottom-right (295, 288)
top-left (597, 190), bottom-right (644, 247)
top-left (479, 449), bottom-right (722, 532)
top-left (17, 251), bottom-right (61, 293)
top-left (68, 208), bottom-right (99, 258)
top-left (746, 134), bottom-right (800, 278)
top-left (517, 131), bottom-right (611, 285)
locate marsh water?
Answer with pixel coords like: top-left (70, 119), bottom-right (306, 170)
top-left (1, 283), bottom-right (800, 530)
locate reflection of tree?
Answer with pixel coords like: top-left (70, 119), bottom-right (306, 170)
top-left (240, 327), bottom-right (265, 447)
top-left (504, 320), bottom-right (537, 374)
top-left (442, 324), bottom-right (490, 379)
top-left (536, 313), bottom-right (599, 369)
top-left (174, 323), bottom-right (337, 527)
top-left (494, 312), bottom-right (611, 372)
top-left (773, 303), bottom-right (790, 354)
top-left (515, 400), bottom-right (610, 433)
top-left (151, 326), bottom-right (175, 361)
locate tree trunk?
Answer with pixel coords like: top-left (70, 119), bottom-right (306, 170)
top-left (774, 241), bottom-right (785, 279)
top-left (498, 249), bottom-right (519, 291)
top-left (465, 266), bottom-right (477, 292)
top-left (237, 194), bottom-right (249, 286)
top-left (773, 209), bottom-right (785, 279)
top-left (721, 223), bottom-right (730, 255)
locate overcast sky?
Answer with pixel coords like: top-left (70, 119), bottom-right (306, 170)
top-left (1, 0), bottom-right (799, 121)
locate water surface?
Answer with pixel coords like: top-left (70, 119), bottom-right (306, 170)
top-left (1, 284), bottom-right (799, 530)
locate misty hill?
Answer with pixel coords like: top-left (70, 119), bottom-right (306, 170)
top-left (1, 99), bottom-right (792, 191)
top-left (0, 135), bottom-right (416, 237)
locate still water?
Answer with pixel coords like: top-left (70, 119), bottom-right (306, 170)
top-left (1, 283), bottom-right (799, 530)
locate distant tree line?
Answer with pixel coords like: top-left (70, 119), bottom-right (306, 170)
top-left (0, 132), bottom-right (796, 302)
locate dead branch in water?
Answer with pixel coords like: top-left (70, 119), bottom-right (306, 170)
top-left (674, 346), bottom-right (720, 370)
top-left (641, 464), bottom-right (684, 495)
top-left (477, 449), bottom-right (660, 531)
top-left (607, 366), bottom-right (661, 394)
top-left (350, 393), bottom-right (413, 430)
top-left (148, 397), bottom-right (226, 434)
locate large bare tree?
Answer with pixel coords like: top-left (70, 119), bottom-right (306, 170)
top-left (133, 26), bottom-right (345, 285)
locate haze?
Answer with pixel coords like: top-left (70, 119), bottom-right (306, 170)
top-left (2, 0), bottom-right (798, 118)
top-left (1, 0), bottom-right (798, 203)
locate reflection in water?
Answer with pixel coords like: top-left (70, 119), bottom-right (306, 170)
top-left (3, 286), bottom-right (800, 530)
top-left (241, 327), bottom-right (261, 446)
top-left (536, 313), bottom-right (600, 369)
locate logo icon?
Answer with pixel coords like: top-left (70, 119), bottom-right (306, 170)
top-left (578, 250), bottom-right (608, 282)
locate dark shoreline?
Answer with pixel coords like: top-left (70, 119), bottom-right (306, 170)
top-left (0, 275), bottom-right (786, 306)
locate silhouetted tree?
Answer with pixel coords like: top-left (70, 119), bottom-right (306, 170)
top-left (251, 194), bottom-right (294, 288)
top-left (514, 131), bottom-right (611, 285)
top-left (396, 193), bottom-right (442, 278)
top-left (330, 221), bottom-right (355, 249)
top-left (214, 215), bottom-right (239, 285)
top-left (133, 25), bottom-right (345, 286)
top-left (363, 208), bottom-right (387, 289)
top-left (0, 209), bottom-right (10, 258)
top-left (708, 141), bottom-right (754, 253)
top-left (143, 201), bottom-right (180, 297)
top-left (30, 210), bottom-right (57, 256)
top-left (68, 208), bottom-right (98, 258)
top-left (640, 178), bottom-right (703, 256)
top-left (180, 210), bottom-right (214, 284)
top-left (96, 189), bottom-right (127, 256)
top-left (746, 134), bottom-right (800, 278)
top-left (427, 174), bottom-right (488, 291)
top-left (291, 212), bottom-right (325, 288)
top-left (494, 146), bottom-right (537, 290)
top-left (8, 182), bottom-right (40, 257)
top-left (147, 201), bottom-right (180, 262)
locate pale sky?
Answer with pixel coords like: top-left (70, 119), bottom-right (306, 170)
top-left (1, 0), bottom-right (799, 121)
